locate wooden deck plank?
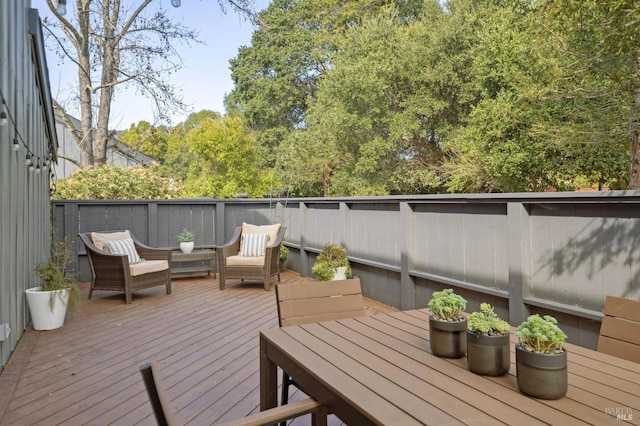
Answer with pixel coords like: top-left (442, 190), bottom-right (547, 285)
top-left (1, 272), bottom-right (392, 425)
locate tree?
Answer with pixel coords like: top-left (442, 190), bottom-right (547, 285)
top-left (226, 0), bottom-right (425, 168)
top-left (118, 120), bottom-right (169, 162)
top-left (533, 0), bottom-right (640, 188)
top-left (285, 5), bottom-right (447, 196)
top-left (440, 0), bottom-right (630, 192)
top-left (184, 116), bottom-right (277, 197)
top-left (41, 0), bottom-right (254, 168)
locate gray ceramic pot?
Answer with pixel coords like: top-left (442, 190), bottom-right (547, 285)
top-left (429, 316), bottom-right (467, 358)
top-left (515, 343), bottom-right (567, 400)
top-left (466, 330), bottom-right (510, 376)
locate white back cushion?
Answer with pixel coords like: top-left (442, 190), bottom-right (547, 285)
top-left (241, 222), bottom-right (281, 245)
top-left (103, 238), bottom-right (143, 264)
top-left (91, 230), bottom-right (131, 251)
top-left (240, 233), bottom-right (269, 257)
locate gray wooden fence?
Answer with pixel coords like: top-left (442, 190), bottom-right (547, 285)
top-left (53, 191), bottom-right (640, 350)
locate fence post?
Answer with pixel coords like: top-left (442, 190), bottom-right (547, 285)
top-left (507, 202), bottom-right (530, 326)
top-left (215, 200), bottom-right (225, 245)
top-left (300, 201), bottom-right (309, 277)
top-left (400, 201), bottom-right (415, 310)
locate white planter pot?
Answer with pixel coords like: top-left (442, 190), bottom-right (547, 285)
top-left (332, 266), bottom-right (348, 281)
top-left (180, 241), bottom-right (194, 253)
top-left (25, 287), bottom-right (70, 330)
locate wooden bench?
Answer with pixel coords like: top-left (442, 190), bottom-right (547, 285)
top-left (597, 295), bottom-right (640, 363)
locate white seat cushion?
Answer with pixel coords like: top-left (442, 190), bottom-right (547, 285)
top-left (130, 260), bottom-right (169, 277)
top-left (226, 255), bottom-right (266, 266)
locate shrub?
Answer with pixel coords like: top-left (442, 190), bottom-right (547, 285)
top-left (311, 243), bottom-right (352, 281)
top-left (52, 165), bottom-right (178, 199)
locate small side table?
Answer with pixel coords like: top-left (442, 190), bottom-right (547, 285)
top-left (171, 249), bottom-right (216, 278)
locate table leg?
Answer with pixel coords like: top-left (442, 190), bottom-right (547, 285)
top-left (260, 333), bottom-right (278, 411)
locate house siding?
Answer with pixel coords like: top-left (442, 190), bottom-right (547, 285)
top-left (0, 2), bottom-right (57, 369)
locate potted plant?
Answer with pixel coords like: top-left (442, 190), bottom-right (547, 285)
top-left (25, 240), bottom-right (81, 331)
top-left (466, 303), bottom-right (510, 376)
top-left (279, 244), bottom-right (289, 266)
top-left (427, 288), bottom-right (467, 358)
top-left (311, 243), bottom-right (352, 281)
top-left (515, 314), bottom-right (568, 400)
top-left (177, 228), bottom-right (195, 253)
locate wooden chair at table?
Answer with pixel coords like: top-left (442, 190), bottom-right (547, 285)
top-left (139, 362), bottom-right (327, 426)
top-left (597, 295), bottom-right (640, 363)
top-left (275, 278), bottom-right (366, 413)
top-left (139, 362), bottom-right (178, 426)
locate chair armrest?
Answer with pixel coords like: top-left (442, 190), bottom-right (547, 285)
top-left (79, 234), bottom-right (130, 273)
top-left (130, 235), bottom-right (172, 262)
top-left (219, 398), bottom-right (326, 426)
top-left (218, 227), bottom-right (242, 259)
top-left (135, 245), bottom-right (172, 262)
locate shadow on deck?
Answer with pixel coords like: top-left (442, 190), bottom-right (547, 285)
top-left (0, 270), bottom-right (397, 425)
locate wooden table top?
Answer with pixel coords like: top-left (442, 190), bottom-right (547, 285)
top-left (260, 309), bottom-right (640, 425)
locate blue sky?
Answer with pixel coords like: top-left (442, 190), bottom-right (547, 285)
top-left (32, 0), bottom-right (271, 129)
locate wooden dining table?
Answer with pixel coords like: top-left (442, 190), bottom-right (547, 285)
top-left (259, 308), bottom-right (640, 425)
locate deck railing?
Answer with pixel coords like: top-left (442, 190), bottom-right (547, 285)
top-left (53, 191), bottom-right (640, 350)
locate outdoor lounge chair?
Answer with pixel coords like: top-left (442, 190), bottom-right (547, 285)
top-left (218, 223), bottom-right (285, 291)
top-left (79, 230), bottom-right (172, 304)
top-left (275, 278), bottom-right (365, 414)
top-left (139, 361), bottom-right (327, 426)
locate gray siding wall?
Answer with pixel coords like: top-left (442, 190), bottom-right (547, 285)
top-left (0, 2), bottom-right (56, 368)
top-left (53, 192), bottom-right (640, 350)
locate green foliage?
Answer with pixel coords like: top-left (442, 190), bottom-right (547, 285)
top-left (184, 116), bottom-right (277, 198)
top-left (177, 229), bottom-right (195, 243)
top-left (35, 238), bottom-right (81, 313)
top-left (516, 314), bottom-right (567, 354)
top-left (428, 288), bottom-right (467, 321)
top-left (118, 120), bottom-right (169, 162)
top-left (279, 244), bottom-right (289, 263)
top-left (311, 243), bottom-right (352, 281)
top-left (467, 303), bottom-right (509, 336)
top-left (52, 0), bottom-right (635, 197)
top-left (52, 165), bottom-right (176, 199)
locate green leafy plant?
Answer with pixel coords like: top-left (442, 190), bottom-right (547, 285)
top-left (177, 228), bottom-right (195, 243)
top-left (516, 314), bottom-right (567, 354)
top-left (34, 238), bottom-right (81, 313)
top-left (428, 288), bottom-right (467, 321)
top-left (467, 303), bottom-right (510, 336)
top-left (279, 244), bottom-right (289, 264)
top-left (311, 243), bottom-right (352, 281)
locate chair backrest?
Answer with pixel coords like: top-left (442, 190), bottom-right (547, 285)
top-left (139, 362), bottom-right (178, 426)
top-left (597, 295), bottom-right (640, 363)
top-left (276, 278), bottom-right (365, 327)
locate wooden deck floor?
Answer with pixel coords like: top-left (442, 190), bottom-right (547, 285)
top-left (0, 271), bottom-right (396, 425)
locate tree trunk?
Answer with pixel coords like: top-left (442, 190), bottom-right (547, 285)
top-left (77, 1), bottom-right (94, 167)
top-left (94, 9), bottom-right (118, 166)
